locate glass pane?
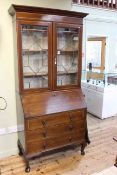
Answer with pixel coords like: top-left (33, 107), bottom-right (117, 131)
top-left (21, 24), bottom-right (48, 89)
top-left (56, 27), bottom-right (79, 86)
top-left (87, 41), bottom-right (102, 67)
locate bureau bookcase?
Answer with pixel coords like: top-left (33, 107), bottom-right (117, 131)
top-left (9, 5), bottom-right (89, 172)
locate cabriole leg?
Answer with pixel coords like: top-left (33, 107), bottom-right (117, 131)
top-left (81, 143), bottom-right (86, 155)
top-left (25, 164), bottom-right (30, 173)
top-left (18, 140), bottom-right (23, 156)
top-left (86, 129), bottom-right (90, 144)
top-left (114, 156), bottom-right (117, 167)
top-left (24, 155), bottom-right (30, 173)
top-left (18, 140), bottom-right (31, 172)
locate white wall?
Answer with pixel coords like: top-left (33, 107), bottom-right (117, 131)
top-left (72, 4), bottom-right (117, 72)
top-left (84, 20), bottom-right (117, 72)
top-left (0, 0), bottom-right (72, 158)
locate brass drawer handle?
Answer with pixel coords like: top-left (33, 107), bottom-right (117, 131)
top-left (69, 136), bottom-right (72, 142)
top-left (69, 116), bottom-right (72, 121)
top-left (69, 124), bottom-right (73, 130)
top-left (42, 120), bottom-right (47, 126)
top-left (69, 114), bottom-right (72, 122)
top-left (43, 131), bottom-right (47, 138)
top-left (43, 143), bottom-right (46, 149)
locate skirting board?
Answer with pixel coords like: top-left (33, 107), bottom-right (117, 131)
top-left (0, 148), bottom-right (18, 159)
top-left (0, 125), bottom-right (24, 136)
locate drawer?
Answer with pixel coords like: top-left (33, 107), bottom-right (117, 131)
top-left (70, 129), bottom-right (86, 142)
top-left (43, 112), bottom-right (70, 126)
top-left (69, 110), bottom-right (85, 121)
top-left (25, 118), bottom-right (44, 131)
top-left (27, 140), bottom-right (45, 154)
top-left (46, 123), bottom-right (81, 137)
top-left (72, 119), bottom-right (86, 128)
top-left (27, 135), bottom-right (69, 154)
top-left (26, 128), bottom-right (45, 142)
top-left (46, 130), bottom-right (85, 149)
top-left (27, 130), bottom-right (85, 154)
top-left (46, 121), bottom-right (86, 137)
top-left (26, 112), bottom-right (70, 131)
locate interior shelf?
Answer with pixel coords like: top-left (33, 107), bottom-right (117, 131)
top-left (22, 29), bottom-right (47, 32)
top-left (22, 49), bottom-right (48, 54)
top-left (57, 50), bottom-right (78, 54)
top-left (58, 31), bottom-right (78, 34)
top-left (23, 71), bottom-right (77, 77)
top-left (23, 72), bottom-right (48, 77)
top-left (57, 71), bottom-right (77, 75)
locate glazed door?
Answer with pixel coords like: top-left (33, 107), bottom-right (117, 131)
top-left (53, 23), bottom-right (82, 89)
top-left (18, 21), bottom-right (52, 92)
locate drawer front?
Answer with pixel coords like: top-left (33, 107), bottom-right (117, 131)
top-left (71, 129), bottom-right (85, 142)
top-left (70, 110), bottom-right (85, 121)
top-left (43, 112), bottom-right (70, 126)
top-left (25, 119), bottom-right (44, 131)
top-left (46, 130), bottom-right (85, 149)
top-left (26, 112), bottom-right (70, 131)
top-left (27, 140), bottom-right (45, 154)
top-left (26, 128), bottom-right (45, 142)
top-left (27, 130), bottom-right (85, 154)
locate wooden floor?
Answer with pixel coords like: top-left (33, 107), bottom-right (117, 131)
top-left (0, 114), bottom-right (117, 175)
top-left (92, 166), bottom-right (117, 175)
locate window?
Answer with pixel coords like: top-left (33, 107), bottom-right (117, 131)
top-left (86, 37), bottom-right (106, 71)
